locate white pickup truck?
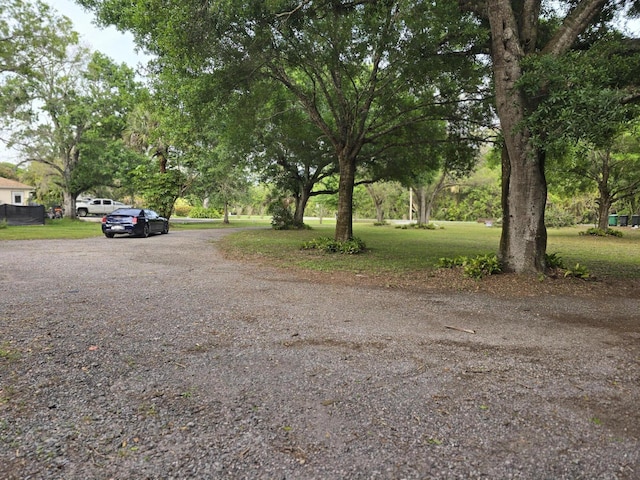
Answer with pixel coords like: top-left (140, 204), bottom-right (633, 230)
top-left (76, 198), bottom-right (131, 217)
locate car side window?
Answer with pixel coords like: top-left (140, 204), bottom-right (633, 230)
top-left (144, 209), bottom-right (155, 218)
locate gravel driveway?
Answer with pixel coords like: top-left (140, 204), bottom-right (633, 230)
top-left (1, 229), bottom-right (639, 479)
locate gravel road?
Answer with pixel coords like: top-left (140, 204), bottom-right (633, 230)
top-left (1, 228), bottom-right (639, 479)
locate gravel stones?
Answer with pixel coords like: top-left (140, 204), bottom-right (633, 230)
top-left (1, 230), bottom-right (639, 479)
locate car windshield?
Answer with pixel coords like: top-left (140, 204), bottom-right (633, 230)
top-left (110, 208), bottom-right (143, 216)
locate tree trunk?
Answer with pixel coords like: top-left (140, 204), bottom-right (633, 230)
top-left (423, 170), bottom-right (448, 225)
top-left (63, 191), bottom-right (74, 219)
top-left (223, 202), bottom-right (230, 224)
top-left (417, 187), bottom-right (427, 224)
top-left (489, 0), bottom-right (547, 273)
top-left (365, 184), bottom-right (385, 223)
top-left (335, 154), bottom-right (356, 241)
top-left (293, 187), bottom-right (311, 226)
top-left (596, 150), bottom-right (612, 230)
top-left (596, 198), bottom-right (612, 230)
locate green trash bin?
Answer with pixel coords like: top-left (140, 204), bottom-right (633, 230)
top-left (608, 214), bottom-right (618, 226)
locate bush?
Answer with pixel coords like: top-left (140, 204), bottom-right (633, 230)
top-left (301, 236), bottom-right (367, 254)
top-left (437, 256), bottom-right (466, 268)
top-left (579, 227), bottom-right (623, 237)
top-left (545, 252), bottom-right (565, 270)
top-left (189, 206), bottom-right (221, 219)
top-left (564, 263), bottom-right (592, 279)
top-left (173, 203), bottom-right (192, 217)
top-left (268, 203), bottom-right (297, 230)
top-left (437, 253), bottom-right (502, 279)
top-left (395, 222), bottom-right (442, 230)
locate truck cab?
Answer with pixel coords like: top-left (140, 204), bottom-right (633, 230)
top-left (76, 198), bottom-right (130, 217)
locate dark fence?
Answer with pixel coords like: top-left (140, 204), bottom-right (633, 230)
top-left (0, 204), bottom-right (45, 226)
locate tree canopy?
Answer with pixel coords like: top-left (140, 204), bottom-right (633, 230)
top-left (81, 0), bottom-right (490, 240)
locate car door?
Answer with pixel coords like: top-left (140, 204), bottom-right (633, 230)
top-left (144, 209), bottom-right (162, 233)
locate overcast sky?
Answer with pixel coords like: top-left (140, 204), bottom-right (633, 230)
top-left (48, 0), bottom-right (150, 69)
top-left (1, 1), bottom-right (150, 163)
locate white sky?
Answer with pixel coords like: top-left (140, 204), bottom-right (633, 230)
top-left (48, 0), bottom-right (151, 70)
top-left (1, 1), bottom-right (150, 163)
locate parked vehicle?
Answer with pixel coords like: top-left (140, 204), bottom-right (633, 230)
top-left (101, 208), bottom-right (169, 238)
top-left (76, 198), bottom-right (130, 217)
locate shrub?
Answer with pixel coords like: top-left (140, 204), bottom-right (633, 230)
top-left (414, 222), bottom-right (438, 230)
top-left (564, 263), bottom-right (591, 279)
top-left (545, 204), bottom-right (576, 228)
top-left (545, 252), bottom-right (565, 270)
top-left (173, 203), bottom-right (192, 217)
top-left (301, 236), bottom-right (366, 254)
top-left (189, 206), bottom-right (221, 219)
top-left (396, 222), bottom-right (441, 230)
top-left (268, 203), bottom-right (297, 230)
top-left (437, 256), bottom-right (466, 268)
top-left (437, 253), bottom-right (502, 279)
top-left (579, 227), bottom-right (623, 237)
top-left (463, 254), bottom-right (502, 279)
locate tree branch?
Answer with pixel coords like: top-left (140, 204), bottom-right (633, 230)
top-left (542, 0), bottom-right (607, 56)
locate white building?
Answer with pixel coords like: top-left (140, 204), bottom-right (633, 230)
top-left (0, 177), bottom-right (36, 205)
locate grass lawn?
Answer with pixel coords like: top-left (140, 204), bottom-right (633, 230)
top-left (0, 217), bottom-right (271, 240)
top-left (2, 217), bottom-right (639, 280)
top-left (218, 220), bottom-right (640, 280)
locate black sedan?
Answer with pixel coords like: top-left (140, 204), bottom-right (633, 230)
top-left (101, 208), bottom-right (169, 238)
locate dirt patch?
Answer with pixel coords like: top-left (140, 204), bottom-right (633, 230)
top-left (287, 261), bottom-right (640, 300)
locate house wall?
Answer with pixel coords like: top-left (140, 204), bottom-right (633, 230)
top-left (0, 189), bottom-right (33, 205)
top-left (0, 177), bottom-right (36, 205)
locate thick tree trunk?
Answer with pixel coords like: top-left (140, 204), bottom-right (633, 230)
top-left (335, 154), bottom-right (356, 241)
top-left (293, 188), bottom-right (311, 226)
top-left (63, 191), bottom-right (74, 219)
top-left (489, 0), bottom-right (547, 273)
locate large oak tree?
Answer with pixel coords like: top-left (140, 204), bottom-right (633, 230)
top-left (80, 0), bottom-right (487, 241)
top-left (460, 0), bottom-right (640, 272)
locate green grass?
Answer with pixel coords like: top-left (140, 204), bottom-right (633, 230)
top-left (547, 226), bottom-right (640, 278)
top-left (219, 221), bottom-right (640, 280)
top-left (0, 218), bottom-right (103, 240)
top-left (2, 217), bottom-right (639, 279)
top-left (0, 216), bottom-right (271, 240)
top-left (171, 217), bottom-right (271, 230)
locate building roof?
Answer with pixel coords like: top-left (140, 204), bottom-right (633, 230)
top-left (0, 176), bottom-right (35, 190)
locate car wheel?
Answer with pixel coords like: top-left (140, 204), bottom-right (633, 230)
top-left (105, 233), bottom-right (115, 238)
top-left (78, 209), bottom-right (88, 217)
top-left (162, 221), bottom-right (169, 234)
top-left (142, 223), bottom-right (150, 238)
